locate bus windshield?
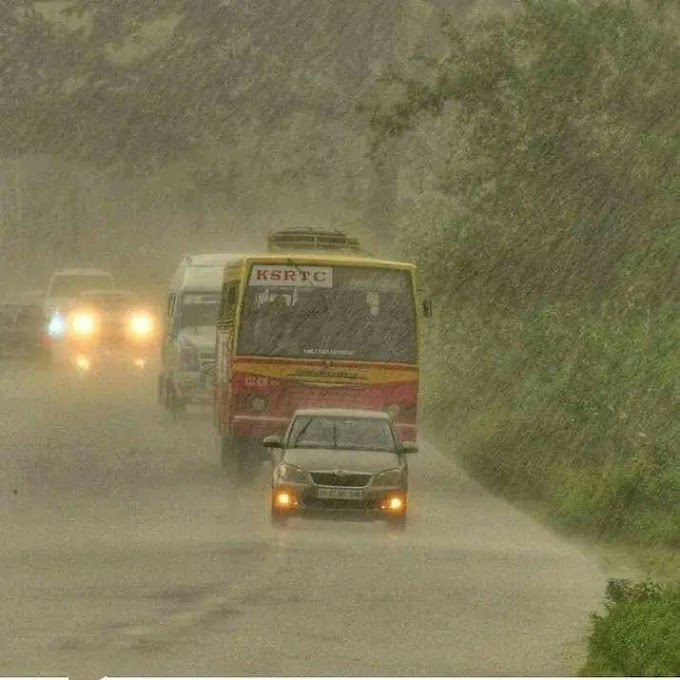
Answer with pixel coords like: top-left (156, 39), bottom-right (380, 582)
top-left (237, 264), bottom-right (416, 363)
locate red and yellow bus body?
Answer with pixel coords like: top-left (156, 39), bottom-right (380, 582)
top-left (214, 254), bottom-right (420, 452)
top-left (228, 357), bottom-right (418, 443)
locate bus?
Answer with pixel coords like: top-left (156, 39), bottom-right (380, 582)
top-left (213, 243), bottom-right (421, 477)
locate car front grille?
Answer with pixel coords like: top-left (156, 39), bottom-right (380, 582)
top-left (311, 472), bottom-right (372, 487)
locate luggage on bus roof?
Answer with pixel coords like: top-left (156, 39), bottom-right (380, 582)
top-left (267, 229), bottom-right (364, 254)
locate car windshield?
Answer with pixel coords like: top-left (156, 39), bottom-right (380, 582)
top-left (288, 416), bottom-right (396, 451)
top-left (49, 275), bottom-right (114, 297)
top-left (237, 264), bottom-right (417, 363)
top-left (180, 292), bottom-right (221, 328)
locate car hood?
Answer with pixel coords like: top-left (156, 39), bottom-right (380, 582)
top-left (284, 448), bottom-right (401, 473)
top-left (177, 326), bottom-right (216, 351)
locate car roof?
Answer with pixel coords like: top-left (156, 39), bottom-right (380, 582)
top-left (50, 268), bottom-right (114, 277)
top-left (291, 408), bottom-right (391, 420)
top-left (78, 289), bottom-right (134, 297)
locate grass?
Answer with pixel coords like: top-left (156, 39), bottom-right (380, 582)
top-left (423, 303), bottom-right (680, 548)
top-left (421, 303), bottom-right (680, 676)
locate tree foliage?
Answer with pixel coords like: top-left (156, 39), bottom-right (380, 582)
top-left (374, 0), bottom-right (680, 306)
top-left (1, 1), bottom-right (402, 168)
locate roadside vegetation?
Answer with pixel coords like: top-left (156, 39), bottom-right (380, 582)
top-left (1, 0), bottom-right (678, 672)
top-left (373, 0), bottom-right (679, 548)
top-left (582, 579), bottom-right (680, 676)
top-left (370, 1), bottom-right (679, 673)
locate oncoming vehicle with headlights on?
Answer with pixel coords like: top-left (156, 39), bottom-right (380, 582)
top-left (264, 408), bottom-right (417, 529)
top-left (63, 290), bottom-right (158, 372)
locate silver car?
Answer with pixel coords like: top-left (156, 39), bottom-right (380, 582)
top-left (264, 408), bottom-right (417, 528)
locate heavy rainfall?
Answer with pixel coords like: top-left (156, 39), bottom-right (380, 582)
top-left (1, 1), bottom-right (679, 678)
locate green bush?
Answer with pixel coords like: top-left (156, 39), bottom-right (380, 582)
top-left (582, 579), bottom-right (680, 676)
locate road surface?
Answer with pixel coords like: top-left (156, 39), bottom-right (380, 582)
top-left (1, 360), bottom-right (608, 677)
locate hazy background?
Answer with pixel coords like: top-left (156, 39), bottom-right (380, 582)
top-left (1, 0), bottom-right (679, 547)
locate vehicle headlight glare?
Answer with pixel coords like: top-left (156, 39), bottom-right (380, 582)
top-left (372, 468), bottom-right (403, 487)
top-left (274, 490), bottom-right (294, 508)
top-left (48, 314), bottom-right (66, 337)
top-left (129, 312), bottom-right (154, 337)
top-left (72, 312), bottom-right (96, 336)
top-left (74, 354), bottom-right (91, 371)
top-left (277, 464), bottom-right (310, 484)
top-left (387, 495), bottom-right (405, 512)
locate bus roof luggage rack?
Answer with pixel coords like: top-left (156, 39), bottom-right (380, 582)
top-left (267, 229), bottom-right (364, 254)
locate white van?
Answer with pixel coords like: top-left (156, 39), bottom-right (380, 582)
top-left (159, 253), bottom-right (243, 417)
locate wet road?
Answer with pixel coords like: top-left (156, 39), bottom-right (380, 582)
top-left (1, 361), bottom-right (607, 677)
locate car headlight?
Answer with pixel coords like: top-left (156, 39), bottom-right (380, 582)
top-left (276, 464), bottom-right (310, 484)
top-left (371, 468), bottom-right (404, 487)
top-left (128, 312), bottom-right (154, 338)
top-left (48, 313), bottom-right (66, 337)
top-left (71, 312), bottom-right (97, 336)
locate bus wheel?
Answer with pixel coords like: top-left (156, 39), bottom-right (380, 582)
top-left (234, 438), bottom-right (257, 485)
top-left (220, 436), bottom-right (234, 472)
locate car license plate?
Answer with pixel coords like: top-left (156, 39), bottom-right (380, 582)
top-left (317, 487), bottom-right (364, 500)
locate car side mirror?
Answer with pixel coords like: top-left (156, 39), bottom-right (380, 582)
top-left (422, 299), bottom-right (433, 318)
top-left (263, 435), bottom-right (283, 448)
top-left (400, 442), bottom-right (418, 454)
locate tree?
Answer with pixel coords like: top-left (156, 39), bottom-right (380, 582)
top-left (370, 0), bottom-right (680, 305)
